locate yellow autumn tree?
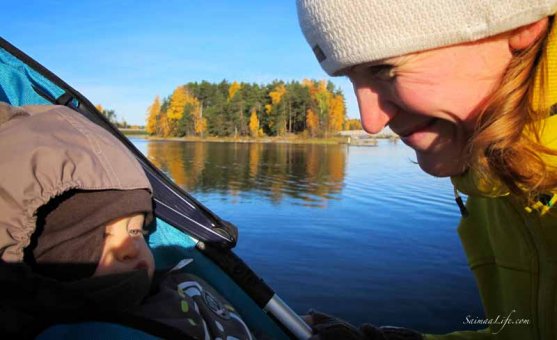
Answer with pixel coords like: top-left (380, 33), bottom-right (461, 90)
top-left (306, 108), bottom-right (319, 137)
top-left (269, 84), bottom-right (286, 105)
top-left (315, 80), bottom-right (332, 120)
top-left (167, 86), bottom-right (188, 121)
top-left (344, 118), bottom-right (362, 130)
top-left (249, 108), bottom-right (261, 137)
top-left (267, 83), bottom-right (288, 136)
top-left (159, 112), bottom-right (172, 137)
top-left (228, 81), bottom-right (242, 101)
top-left (317, 80), bottom-right (328, 92)
top-left (191, 98), bottom-right (206, 137)
top-left (302, 79), bottom-right (315, 93)
top-left (95, 104), bottom-right (104, 113)
top-left (166, 85), bottom-right (204, 136)
top-left (264, 104), bottom-right (272, 114)
top-left (302, 79), bottom-right (326, 135)
top-left (194, 115), bottom-right (207, 136)
top-left (302, 79), bottom-right (347, 136)
top-left (328, 94), bottom-right (345, 133)
top-left (146, 96), bottom-right (161, 135)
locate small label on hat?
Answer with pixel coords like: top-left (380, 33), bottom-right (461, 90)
top-left (312, 44), bottom-right (326, 63)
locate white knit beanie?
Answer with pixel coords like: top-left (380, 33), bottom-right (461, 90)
top-left (297, 0), bottom-right (557, 76)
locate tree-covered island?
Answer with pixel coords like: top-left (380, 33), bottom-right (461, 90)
top-left (144, 80), bottom-right (362, 140)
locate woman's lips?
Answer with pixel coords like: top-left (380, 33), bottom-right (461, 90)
top-left (397, 119), bottom-right (437, 138)
top-left (398, 118), bottom-right (439, 150)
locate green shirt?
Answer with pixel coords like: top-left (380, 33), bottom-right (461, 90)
top-left (425, 115), bottom-right (557, 339)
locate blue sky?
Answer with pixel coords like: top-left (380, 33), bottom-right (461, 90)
top-left (2, 1), bottom-right (358, 126)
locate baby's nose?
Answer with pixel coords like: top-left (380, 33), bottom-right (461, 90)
top-left (115, 237), bottom-right (140, 261)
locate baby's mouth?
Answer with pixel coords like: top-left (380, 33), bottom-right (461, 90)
top-left (135, 260), bottom-right (149, 270)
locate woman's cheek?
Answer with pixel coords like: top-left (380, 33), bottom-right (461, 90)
top-left (395, 82), bottom-right (439, 114)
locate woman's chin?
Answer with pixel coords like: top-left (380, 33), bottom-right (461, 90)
top-left (416, 153), bottom-right (466, 178)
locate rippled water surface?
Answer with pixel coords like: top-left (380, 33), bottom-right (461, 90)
top-left (133, 138), bottom-right (483, 334)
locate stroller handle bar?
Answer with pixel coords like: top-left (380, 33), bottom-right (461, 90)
top-left (264, 294), bottom-right (313, 339)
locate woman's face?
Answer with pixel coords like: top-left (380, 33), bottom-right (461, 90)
top-left (348, 35), bottom-right (513, 177)
top-left (93, 213), bottom-right (155, 280)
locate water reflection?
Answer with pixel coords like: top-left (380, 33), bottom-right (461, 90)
top-left (135, 138), bottom-right (484, 332)
top-left (146, 141), bottom-right (347, 207)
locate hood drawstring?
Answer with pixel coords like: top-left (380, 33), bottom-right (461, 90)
top-left (454, 187), bottom-right (469, 217)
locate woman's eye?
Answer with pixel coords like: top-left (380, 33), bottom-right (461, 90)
top-left (368, 65), bottom-right (396, 81)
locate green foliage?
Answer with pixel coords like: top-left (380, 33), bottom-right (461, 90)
top-left (96, 104), bottom-right (128, 128)
top-left (146, 80), bottom-right (347, 138)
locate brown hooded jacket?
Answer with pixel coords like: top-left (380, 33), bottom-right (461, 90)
top-left (0, 103), bottom-right (156, 337)
top-left (0, 102), bottom-right (152, 262)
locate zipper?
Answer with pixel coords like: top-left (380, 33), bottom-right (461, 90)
top-left (453, 187), bottom-right (469, 217)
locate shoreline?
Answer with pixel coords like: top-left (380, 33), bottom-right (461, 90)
top-left (133, 135), bottom-right (351, 145)
top-left (121, 131), bottom-right (399, 145)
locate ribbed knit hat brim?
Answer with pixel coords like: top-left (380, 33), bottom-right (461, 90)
top-left (297, 0), bottom-right (557, 76)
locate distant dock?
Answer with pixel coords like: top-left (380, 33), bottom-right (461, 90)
top-left (338, 130), bottom-right (398, 146)
top-left (347, 136), bottom-right (378, 146)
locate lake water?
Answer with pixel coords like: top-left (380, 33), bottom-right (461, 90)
top-left (132, 138), bottom-right (484, 334)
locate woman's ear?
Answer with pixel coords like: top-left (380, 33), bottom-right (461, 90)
top-left (509, 17), bottom-right (549, 51)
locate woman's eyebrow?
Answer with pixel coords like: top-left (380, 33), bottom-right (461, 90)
top-left (351, 61), bottom-right (394, 73)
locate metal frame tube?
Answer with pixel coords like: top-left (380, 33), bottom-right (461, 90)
top-left (264, 294), bottom-right (313, 339)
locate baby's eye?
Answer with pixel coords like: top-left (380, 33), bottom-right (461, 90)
top-left (127, 228), bottom-right (148, 238)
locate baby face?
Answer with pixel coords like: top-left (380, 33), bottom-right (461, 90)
top-left (93, 213), bottom-right (155, 280)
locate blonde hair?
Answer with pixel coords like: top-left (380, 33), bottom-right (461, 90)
top-left (469, 17), bottom-right (556, 202)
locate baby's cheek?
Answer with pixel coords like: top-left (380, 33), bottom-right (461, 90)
top-left (92, 258), bottom-right (110, 277)
top-left (142, 242), bottom-right (156, 279)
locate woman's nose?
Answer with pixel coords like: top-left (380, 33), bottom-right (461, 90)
top-left (353, 82), bottom-right (397, 134)
top-left (114, 237), bottom-right (140, 262)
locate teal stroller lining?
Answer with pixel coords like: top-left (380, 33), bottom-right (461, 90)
top-left (149, 219), bottom-right (286, 338)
